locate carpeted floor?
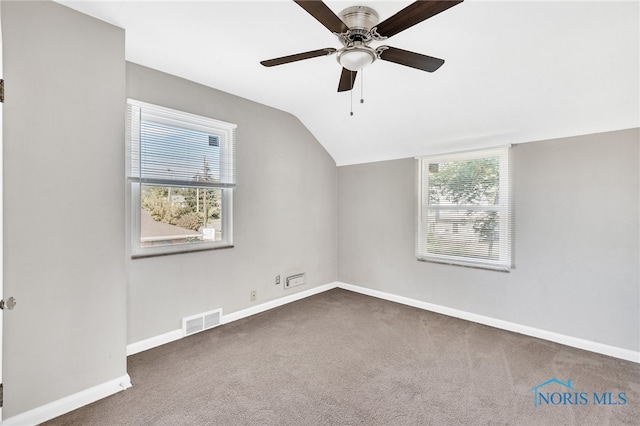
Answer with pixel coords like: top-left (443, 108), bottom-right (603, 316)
top-left (44, 288), bottom-right (640, 425)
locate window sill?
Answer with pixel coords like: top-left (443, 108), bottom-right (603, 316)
top-left (132, 243), bottom-right (234, 259)
top-left (417, 256), bottom-right (512, 273)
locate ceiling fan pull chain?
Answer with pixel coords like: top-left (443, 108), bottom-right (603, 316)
top-left (360, 68), bottom-right (364, 104)
top-left (350, 71), bottom-right (354, 116)
top-left (350, 89), bottom-right (354, 116)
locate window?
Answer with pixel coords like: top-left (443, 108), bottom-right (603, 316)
top-left (416, 147), bottom-right (513, 271)
top-left (127, 99), bottom-right (236, 257)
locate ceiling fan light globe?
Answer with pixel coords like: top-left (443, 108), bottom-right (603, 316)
top-left (338, 48), bottom-right (376, 72)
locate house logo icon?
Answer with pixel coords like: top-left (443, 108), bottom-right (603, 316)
top-left (529, 378), bottom-right (576, 407)
top-left (529, 378), bottom-right (628, 407)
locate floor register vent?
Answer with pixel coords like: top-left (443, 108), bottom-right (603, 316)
top-left (182, 308), bottom-right (222, 337)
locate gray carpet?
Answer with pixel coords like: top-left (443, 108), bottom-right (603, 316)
top-left (44, 288), bottom-right (640, 425)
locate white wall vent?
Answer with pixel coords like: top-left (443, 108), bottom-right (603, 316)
top-left (284, 272), bottom-right (306, 289)
top-left (182, 308), bottom-right (222, 337)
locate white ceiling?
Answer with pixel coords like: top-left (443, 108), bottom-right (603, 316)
top-left (58, 0), bottom-right (639, 166)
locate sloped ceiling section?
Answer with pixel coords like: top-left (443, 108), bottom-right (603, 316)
top-left (58, 0), bottom-right (639, 166)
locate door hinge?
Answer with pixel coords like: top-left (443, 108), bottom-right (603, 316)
top-left (0, 79), bottom-right (4, 103)
top-left (0, 383), bottom-right (4, 408)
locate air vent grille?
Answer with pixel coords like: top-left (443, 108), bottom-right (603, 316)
top-left (182, 308), bottom-right (222, 337)
top-left (185, 318), bottom-right (203, 335)
top-left (204, 311), bottom-right (221, 329)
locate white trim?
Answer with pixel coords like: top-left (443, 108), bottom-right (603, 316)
top-left (126, 99), bottom-right (236, 259)
top-left (127, 98), bottom-right (237, 131)
top-left (0, 374), bottom-right (132, 426)
top-left (127, 280), bottom-right (639, 363)
top-left (415, 145), bottom-right (511, 162)
top-left (126, 329), bottom-right (184, 356)
top-left (414, 143), bottom-right (513, 161)
top-left (0, 4), bottom-right (4, 421)
top-left (416, 146), bottom-right (512, 271)
top-left (222, 283), bottom-right (336, 324)
top-left (126, 282), bottom-right (338, 356)
top-left (336, 282), bottom-right (640, 364)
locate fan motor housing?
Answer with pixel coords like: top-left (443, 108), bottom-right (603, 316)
top-left (339, 6), bottom-right (379, 33)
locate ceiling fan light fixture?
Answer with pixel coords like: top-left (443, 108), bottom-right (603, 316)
top-left (337, 46), bottom-right (376, 72)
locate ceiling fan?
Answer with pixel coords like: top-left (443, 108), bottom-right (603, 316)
top-left (260, 0), bottom-right (464, 92)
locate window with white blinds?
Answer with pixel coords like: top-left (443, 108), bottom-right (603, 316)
top-left (416, 147), bottom-right (513, 271)
top-left (127, 99), bottom-right (236, 257)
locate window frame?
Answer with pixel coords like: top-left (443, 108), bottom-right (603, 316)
top-left (416, 147), bottom-right (513, 271)
top-left (126, 99), bottom-right (236, 258)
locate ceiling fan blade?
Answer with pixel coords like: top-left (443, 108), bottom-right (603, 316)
top-left (260, 48), bottom-right (336, 67)
top-left (379, 46), bottom-right (445, 72)
top-left (294, 1), bottom-right (349, 34)
top-left (375, 0), bottom-right (464, 38)
top-left (337, 68), bottom-right (357, 92)
top-left (338, 68), bottom-right (358, 92)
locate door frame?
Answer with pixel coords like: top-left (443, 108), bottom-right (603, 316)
top-left (0, 2), bottom-right (5, 420)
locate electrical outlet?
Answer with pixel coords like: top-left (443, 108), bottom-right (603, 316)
top-left (250, 290), bottom-right (257, 302)
top-left (275, 275), bottom-right (280, 285)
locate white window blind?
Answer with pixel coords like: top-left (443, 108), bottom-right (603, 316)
top-left (128, 101), bottom-right (236, 187)
top-left (416, 147), bottom-right (513, 271)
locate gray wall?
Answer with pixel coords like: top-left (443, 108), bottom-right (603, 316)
top-left (338, 129), bottom-right (640, 352)
top-left (2, 0), bottom-right (127, 418)
top-left (126, 63), bottom-right (338, 344)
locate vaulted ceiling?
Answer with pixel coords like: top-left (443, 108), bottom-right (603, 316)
top-left (58, 1), bottom-right (639, 166)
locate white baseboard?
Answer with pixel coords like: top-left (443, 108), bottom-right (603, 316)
top-left (1, 374), bottom-right (131, 426)
top-left (127, 329), bottom-right (184, 356)
top-left (127, 280), bottom-right (639, 363)
top-left (222, 282), bottom-right (337, 324)
top-left (126, 282), bottom-right (339, 356)
top-left (336, 282), bottom-right (640, 364)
